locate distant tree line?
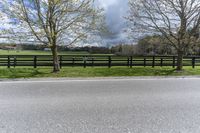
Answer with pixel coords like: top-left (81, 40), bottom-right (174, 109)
top-left (2, 34), bottom-right (200, 56)
top-left (111, 35), bottom-right (200, 56)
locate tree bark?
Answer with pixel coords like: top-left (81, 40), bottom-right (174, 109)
top-left (176, 50), bottom-right (184, 71)
top-left (51, 45), bottom-right (60, 73)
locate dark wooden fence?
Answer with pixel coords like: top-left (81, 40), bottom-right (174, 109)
top-left (0, 55), bottom-right (200, 68)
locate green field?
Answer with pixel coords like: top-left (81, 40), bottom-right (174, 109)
top-left (0, 49), bottom-right (92, 55)
top-left (0, 66), bottom-right (200, 79)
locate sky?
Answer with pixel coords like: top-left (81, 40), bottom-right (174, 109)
top-left (97, 0), bottom-right (129, 45)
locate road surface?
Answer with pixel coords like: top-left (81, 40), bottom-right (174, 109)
top-left (0, 78), bottom-right (200, 133)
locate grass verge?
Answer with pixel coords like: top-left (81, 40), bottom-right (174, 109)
top-left (0, 66), bottom-right (200, 79)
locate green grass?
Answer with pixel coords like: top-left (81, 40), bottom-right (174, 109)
top-left (0, 66), bottom-right (200, 79)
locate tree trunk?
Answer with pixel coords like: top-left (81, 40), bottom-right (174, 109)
top-left (51, 46), bottom-right (60, 73)
top-left (176, 50), bottom-right (184, 71)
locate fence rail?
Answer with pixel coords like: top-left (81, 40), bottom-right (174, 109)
top-left (1, 55), bottom-right (200, 68)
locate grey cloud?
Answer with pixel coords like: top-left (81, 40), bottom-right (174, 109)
top-left (97, 0), bottom-right (129, 45)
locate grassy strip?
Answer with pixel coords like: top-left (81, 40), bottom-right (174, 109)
top-left (0, 66), bottom-right (200, 79)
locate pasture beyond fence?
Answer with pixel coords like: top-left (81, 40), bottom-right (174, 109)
top-left (0, 55), bottom-right (200, 68)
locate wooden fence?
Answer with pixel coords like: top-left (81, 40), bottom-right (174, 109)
top-left (0, 55), bottom-right (200, 68)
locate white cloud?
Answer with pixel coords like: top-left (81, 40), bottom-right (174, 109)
top-left (97, 0), bottom-right (117, 10)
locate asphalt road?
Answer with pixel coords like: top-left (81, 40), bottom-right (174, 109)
top-left (0, 78), bottom-right (200, 133)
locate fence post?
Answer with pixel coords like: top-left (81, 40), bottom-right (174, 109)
top-left (7, 56), bottom-right (10, 68)
top-left (83, 56), bottom-right (87, 68)
top-left (192, 57), bottom-right (195, 68)
top-left (173, 56), bottom-right (176, 68)
top-left (127, 57), bottom-right (130, 67)
top-left (72, 57), bottom-right (75, 67)
top-left (152, 56), bottom-right (155, 68)
top-left (92, 57), bottom-right (94, 67)
top-left (160, 58), bottom-right (163, 67)
top-left (144, 58), bottom-right (146, 67)
top-left (34, 56), bottom-right (37, 68)
top-left (59, 56), bottom-right (62, 69)
top-left (130, 56), bottom-right (133, 68)
top-left (108, 56), bottom-right (112, 68)
top-left (14, 56), bottom-right (16, 68)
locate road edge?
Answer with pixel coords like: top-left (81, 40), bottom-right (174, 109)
top-left (1, 76), bottom-right (200, 82)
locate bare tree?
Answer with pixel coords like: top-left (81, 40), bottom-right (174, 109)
top-left (127, 0), bottom-right (200, 71)
top-left (1, 0), bottom-right (100, 72)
